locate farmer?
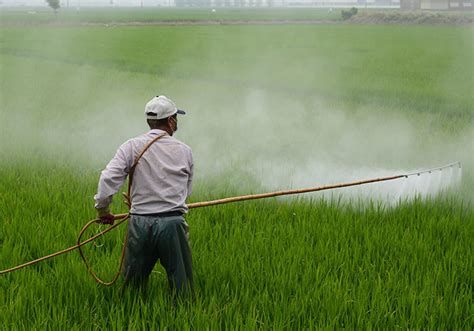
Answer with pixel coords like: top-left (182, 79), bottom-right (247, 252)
top-left (93, 95), bottom-right (194, 294)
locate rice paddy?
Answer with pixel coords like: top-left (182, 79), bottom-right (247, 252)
top-left (0, 9), bottom-right (473, 329)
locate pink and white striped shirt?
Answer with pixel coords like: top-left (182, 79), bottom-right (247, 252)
top-left (94, 129), bottom-right (193, 214)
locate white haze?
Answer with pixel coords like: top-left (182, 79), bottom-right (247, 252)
top-left (0, 28), bottom-right (472, 205)
top-left (177, 89), bottom-right (470, 203)
top-left (2, 82), bottom-right (471, 204)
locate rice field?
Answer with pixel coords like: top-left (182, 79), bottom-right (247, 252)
top-left (0, 7), bottom-right (343, 24)
top-left (0, 9), bottom-right (473, 329)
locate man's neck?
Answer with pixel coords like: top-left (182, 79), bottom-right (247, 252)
top-left (151, 126), bottom-right (172, 136)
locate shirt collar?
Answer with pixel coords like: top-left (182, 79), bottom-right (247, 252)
top-left (149, 129), bottom-right (168, 136)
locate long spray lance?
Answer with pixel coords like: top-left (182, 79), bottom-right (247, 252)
top-left (0, 161), bottom-right (461, 280)
top-left (114, 160), bottom-right (463, 216)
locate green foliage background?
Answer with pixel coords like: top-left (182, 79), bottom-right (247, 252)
top-left (0, 9), bottom-right (473, 329)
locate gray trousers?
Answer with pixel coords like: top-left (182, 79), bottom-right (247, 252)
top-left (122, 214), bottom-right (193, 294)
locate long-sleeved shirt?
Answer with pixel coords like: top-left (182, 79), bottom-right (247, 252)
top-left (94, 129), bottom-right (193, 214)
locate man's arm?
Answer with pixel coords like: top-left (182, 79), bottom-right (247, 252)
top-left (94, 142), bottom-right (133, 220)
top-left (186, 150), bottom-right (194, 199)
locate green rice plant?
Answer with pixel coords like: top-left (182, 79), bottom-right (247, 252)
top-left (1, 161), bottom-right (472, 328)
top-left (1, 18), bottom-right (473, 329)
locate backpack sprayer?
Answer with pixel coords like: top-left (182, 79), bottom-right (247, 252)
top-left (0, 134), bottom-right (462, 285)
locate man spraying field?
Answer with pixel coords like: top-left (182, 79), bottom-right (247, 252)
top-left (1, 96), bottom-right (462, 292)
top-left (94, 95), bottom-right (194, 294)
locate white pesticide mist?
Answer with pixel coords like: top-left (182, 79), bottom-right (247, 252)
top-left (175, 88), bottom-right (470, 204)
top-left (1, 75), bottom-right (471, 205)
top-left (0, 27), bottom-right (472, 206)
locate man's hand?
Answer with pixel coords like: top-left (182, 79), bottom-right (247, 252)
top-left (96, 207), bottom-right (115, 225)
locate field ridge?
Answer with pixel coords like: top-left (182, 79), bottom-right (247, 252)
top-left (2, 17), bottom-right (473, 27)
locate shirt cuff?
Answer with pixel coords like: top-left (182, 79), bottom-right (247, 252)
top-left (94, 194), bottom-right (113, 210)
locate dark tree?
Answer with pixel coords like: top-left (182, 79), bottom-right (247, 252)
top-left (46, 0), bottom-right (60, 16)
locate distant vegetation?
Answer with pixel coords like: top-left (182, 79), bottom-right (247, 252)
top-left (0, 8), bottom-right (341, 24)
top-left (350, 10), bottom-right (474, 25)
top-left (45, 0), bottom-right (60, 16)
top-left (1, 7), bottom-right (471, 26)
top-left (341, 7), bottom-right (358, 20)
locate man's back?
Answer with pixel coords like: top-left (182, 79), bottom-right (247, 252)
top-left (127, 129), bottom-right (193, 214)
top-left (94, 129), bottom-right (193, 215)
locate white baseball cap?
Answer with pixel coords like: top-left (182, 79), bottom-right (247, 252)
top-left (144, 95), bottom-right (186, 120)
